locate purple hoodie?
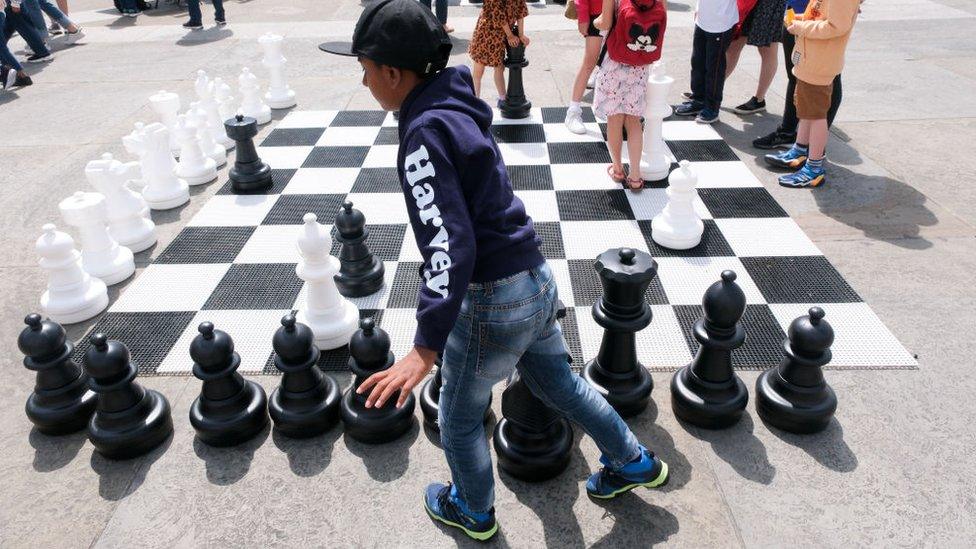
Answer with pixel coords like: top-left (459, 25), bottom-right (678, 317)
top-left (396, 65), bottom-right (545, 352)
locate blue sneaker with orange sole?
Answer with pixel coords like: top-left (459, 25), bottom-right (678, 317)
top-left (779, 163), bottom-right (827, 188)
top-left (764, 145), bottom-right (808, 170)
top-left (424, 483), bottom-right (499, 541)
top-left (586, 446), bottom-right (669, 499)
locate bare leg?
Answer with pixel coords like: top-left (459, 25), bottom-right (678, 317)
top-left (472, 62), bottom-right (485, 97)
top-left (493, 66), bottom-right (506, 99)
top-left (807, 119), bottom-right (828, 160)
top-left (796, 119), bottom-right (811, 146)
top-left (725, 37), bottom-right (747, 79)
top-left (607, 115), bottom-right (625, 177)
top-left (624, 115), bottom-right (644, 181)
top-left (572, 36), bottom-right (602, 103)
top-left (755, 44), bottom-right (779, 101)
top-left (56, 0), bottom-right (68, 13)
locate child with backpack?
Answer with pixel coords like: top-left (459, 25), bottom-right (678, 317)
top-left (468, 0), bottom-right (530, 101)
top-left (593, 0), bottom-right (667, 190)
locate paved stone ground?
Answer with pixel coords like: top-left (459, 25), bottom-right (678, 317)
top-left (2, 1), bottom-right (975, 547)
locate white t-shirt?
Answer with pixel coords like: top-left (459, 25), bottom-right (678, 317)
top-left (695, 0), bottom-right (739, 33)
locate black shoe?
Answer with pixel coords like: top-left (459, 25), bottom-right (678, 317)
top-left (124, 9), bottom-right (139, 17)
top-left (49, 23), bottom-right (64, 36)
top-left (13, 74), bottom-right (33, 88)
top-left (681, 91), bottom-right (693, 100)
top-left (674, 101), bottom-right (704, 117)
top-left (753, 130), bottom-right (797, 150)
top-left (215, 18), bottom-right (227, 26)
top-left (26, 52), bottom-right (53, 63)
top-left (183, 21), bottom-right (204, 29)
top-left (733, 96), bottom-right (766, 115)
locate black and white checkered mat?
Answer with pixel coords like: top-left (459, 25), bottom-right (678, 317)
top-left (71, 107), bottom-right (917, 375)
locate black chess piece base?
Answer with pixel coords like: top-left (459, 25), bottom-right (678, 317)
top-left (270, 378), bottom-right (341, 438)
top-left (419, 367), bottom-right (491, 432)
top-left (230, 163), bottom-right (273, 193)
top-left (493, 417), bottom-right (573, 481)
top-left (340, 389), bottom-right (416, 444)
top-left (27, 373), bottom-right (97, 435)
top-left (89, 389), bottom-right (173, 460)
top-left (756, 367), bottom-right (837, 434)
top-left (670, 365), bottom-right (748, 429)
top-left (334, 259), bottom-right (384, 298)
top-left (190, 380), bottom-right (269, 447)
top-left (582, 360), bottom-right (654, 418)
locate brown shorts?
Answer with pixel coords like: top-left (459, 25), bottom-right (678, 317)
top-left (794, 80), bottom-right (833, 120)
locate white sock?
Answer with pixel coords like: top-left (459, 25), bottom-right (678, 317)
top-left (569, 101), bottom-right (581, 112)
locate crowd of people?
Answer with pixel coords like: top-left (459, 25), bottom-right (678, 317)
top-left (1, 0), bottom-right (83, 90)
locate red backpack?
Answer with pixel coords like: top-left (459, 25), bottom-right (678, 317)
top-left (606, 0), bottom-right (668, 67)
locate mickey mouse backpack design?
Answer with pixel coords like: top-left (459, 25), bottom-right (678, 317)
top-left (606, 0), bottom-right (668, 67)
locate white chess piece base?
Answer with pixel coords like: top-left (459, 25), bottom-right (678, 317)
top-left (83, 246), bottom-right (135, 286)
top-left (144, 188), bottom-right (190, 210)
top-left (651, 216), bottom-right (704, 250)
top-left (265, 90), bottom-right (296, 110)
top-left (177, 160), bottom-right (218, 186)
top-left (110, 226), bottom-right (157, 254)
top-left (297, 300), bottom-right (359, 350)
top-left (42, 279), bottom-right (109, 324)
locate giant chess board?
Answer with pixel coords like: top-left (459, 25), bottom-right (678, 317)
top-left (71, 107), bottom-right (918, 375)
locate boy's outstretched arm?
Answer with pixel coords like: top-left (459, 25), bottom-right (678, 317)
top-left (789, 0), bottom-right (859, 39)
top-left (358, 124), bottom-right (477, 409)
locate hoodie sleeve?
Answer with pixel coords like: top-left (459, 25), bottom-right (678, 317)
top-left (794, 0), bottom-right (859, 40)
top-left (401, 124), bottom-right (477, 353)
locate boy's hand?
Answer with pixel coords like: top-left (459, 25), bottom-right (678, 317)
top-left (357, 345), bottom-right (437, 409)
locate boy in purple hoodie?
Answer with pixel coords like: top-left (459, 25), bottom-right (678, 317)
top-left (321, 0), bottom-right (668, 541)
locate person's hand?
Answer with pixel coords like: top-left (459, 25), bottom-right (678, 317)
top-left (578, 20), bottom-right (588, 37)
top-left (507, 35), bottom-right (520, 47)
top-left (594, 14), bottom-right (608, 31)
top-left (786, 22), bottom-right (800, 34)
top-left (357, 346), bottom-right (437, 408)
top-left (520, 34), bottom-right (531, 47)
top-left (11, 5), bottom-right (20, 13)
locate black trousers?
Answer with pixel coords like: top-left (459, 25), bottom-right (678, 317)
top-left (780, 29), bottom-right (843, 133)
top-left (690, 26), bottom-right (735, 112)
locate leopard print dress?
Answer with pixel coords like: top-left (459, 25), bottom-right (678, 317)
top-left (469, 0), bottom-right (529, 67)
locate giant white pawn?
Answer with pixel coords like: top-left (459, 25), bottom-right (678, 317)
top-left (86, 153), bottom-right (157, 252)
top-left (652, 160), bottom-right (704, 250)
top-left (149, 90), bottom-right (182, 156)
top-left (174, 114), bottom-right (218, 185)
top-left (259, 32), bottom-right (297, 109)
top-left (238, 67), bottom-right (272, 125)
top-left (59, 192), bottom-right (135, 286)
top-left (295, 213), bottom-right (359, 350)
top-left (188, 105), bottom-right (227, 168)
top-left (640, 62), bottom-right (675, 182)
top-left (36, 224), bottom-right (109, 324)
top-left (213, 77), bottom-right (238, 123)
top-left (195, 70), bottom-right (235, 151)
top-left (124, 122), bottom-right (190, 210)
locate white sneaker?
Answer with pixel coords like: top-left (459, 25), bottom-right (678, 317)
top-left (564, 108), bottom-right (586, 135)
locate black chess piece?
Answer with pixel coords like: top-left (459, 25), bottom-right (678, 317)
top-left (582, 248), bottom-right (656, 417)
top-left (420, 356), bottom-right (491, 433)
top-left (493, 303), bottom-right (573, 481)
top-left (18, 314), bottom-right (97, 435)
top-left (269, 314), bottom-right (341, 438)
top-left (341, 318), bottom-right (416, 443)
top-left (83, 333), bottom-right (173, 459)
top-left (334, 201), bottom-right (385, 298)
top-left (189, 322), bottom-right (269, 446)
top-left (756, 307), bottom-right (837, 434)
top-left (225, 114), bottom-right (273, 193)
top-left (670, 271), bottom-right (749, 429)
top-left (500, 25), bottom-right (532, 119)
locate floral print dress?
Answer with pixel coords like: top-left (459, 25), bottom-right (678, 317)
top-left (469, 0), bottom-right (529, 67)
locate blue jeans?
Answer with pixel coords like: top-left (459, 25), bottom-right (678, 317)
top-left (0, 10), bottom-right (23, 70)
top-left (37, 0), bottom-right (72, 28)
top-left (187, 0), bottom-right (225, 24)
top-left (439, 263), bottom-right (640, 513)
top-left (17, 0), bottom-right (47, 39)
top-left (3, 5), bottom-right (49, 57)
top-left (419, 0), bottom-right (447, 25)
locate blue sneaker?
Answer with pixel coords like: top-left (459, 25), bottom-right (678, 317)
top-left (779, 163), bottom-right (826, 188)
top-left (764, 145), bottom-right (808, 170)
top-left (424, 483), bottom-right (498, 541)
top-left (696, 108), bottom-right (719, 124)
top-left (586, 446), bottom-right (669, 499)
top-left (674, 100), bottom-right (704, 117)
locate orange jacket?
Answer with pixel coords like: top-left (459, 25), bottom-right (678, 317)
top-left (791, 0), bottom-right (859, 86)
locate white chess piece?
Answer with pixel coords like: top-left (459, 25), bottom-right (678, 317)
top-left (36, 224), bottom-right (109, 324)
top-left (238, 67), bottom-right (272, 124)
top-left (120, 123), bottom-right (153, 218)
top-left (640, 61), bottom-right (675, 181)
top-left (188, 104), bottom-right (227, 168)
top-left (59, 191), bottom-right (136, 285)
top-left (214, 76), bottom-right (238, 123)
top-left (85, 153), bottom-right (157, 253)
top-left (295, 213), bottom-right (359, 350)
top-left (174, 113), bottom-right (218, 185)
top-left (123, 122), bottom-right (190, 210)
top-left (195, 70), bottom-right (235, 151)
top-left (259, 32), bottom-right (297, 109)
top-left (149, 89), bottom-right (183, 156)
top-left (651, 160), bottom-right (704, 250)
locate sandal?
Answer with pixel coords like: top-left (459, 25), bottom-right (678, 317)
top-left (607, 164), bottom-right (625, 183)
top-left (625, 176), bottom-right (644, 192)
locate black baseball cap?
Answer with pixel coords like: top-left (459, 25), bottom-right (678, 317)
top-left (319, 0), bottom-right (453, 77)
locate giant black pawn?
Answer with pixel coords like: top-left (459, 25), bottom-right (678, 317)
top-left (420, 358), bottom-right (492, 433)
top-left (341, 318), bottom-right (416, 443)
top-left (670, 271), bottom-right (749, 429)
top-left (500, 25), bottom-right (532, 119)
top-left (225, 114), bottom-right (273, 193)
top-left (269, 314), bottom-right (341, 438)
top-left (18, 314), bottom-right (97, 435)
top-left (189, 322), bottom-right (269, 447)
top-left (334, 201), bottom-right (385, 298)
top-left (84, 333), bottom-right (173, 459)
top-left (582, 248), bottom-right (656, 417)
top-left (756, 307), bottom-right (838, 434)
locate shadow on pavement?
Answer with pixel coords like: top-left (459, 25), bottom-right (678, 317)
top-left (683, 412), bottom-right (776, 485)
top-left (176, 28), bottom-right (235, 46)
top-left (764, 418), bottom-right (858, 473)
top-left (589, 496), bottom-right (680, 547)
top-left (30, 428), bottom-right (89, 472)
top-left (271, 424), bottom-right (342, 477)
top-left (90, 431), bottom-right (173, 500)
top-left (625, 399), bottom-right (694, 493)
top-left (342, 418), bottom-right (419, 482)
top-left (191, 422), bottom-right (271, 485)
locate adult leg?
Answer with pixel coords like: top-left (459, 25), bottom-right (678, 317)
top-left (471, 61), bottom-right (485, 97)
top-left (826, 73), bottom-right (842, 127)
top-left (7, 8), bottom-right (50, 56)
top-left (37, 0), bottom-right (72, 28)
top-left (21, 0), bottom-right (48, 40)
top-left (724, 36), bottom-right (746, 79)
top-left (572, 36), bottom-right (602, 104)
top-left (436, 0), bottom-right (448, 25)
top-left (186, 0), bottom-right (202, 24)
top-left (779, 30), bottom-right (799, 133)
top-left (755, 44), bottom-right (778, 101)
top-left (0, 11), bottom-right (25, 72)
top-left (56, 0), bottom-right (68, 14)
top-left (212, 0), bottom-right (225, 22)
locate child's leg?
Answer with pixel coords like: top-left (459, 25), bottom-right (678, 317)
top-left (807, 119), bottom-right (828, 160)
top-left (623, 115), bottom-right (644, 179)
top-left (796, 118), bottom-right (811, 146)
top-left (471, 61), bottom-right (485, 97)
top-left (689, 26), bottom-right (707, 101)
top-left (724, 36), bottom-right (746, 78)
top-left (493, 65), bottom-right (506, 99)
top-left (572, 36), bottom-right (602, 104)
top-left (703, 28), bottom-right (734, 112)
top-left (606, 114), bottom-right (626, 175)
top-left (755, 44), bottom-right (779, 101)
